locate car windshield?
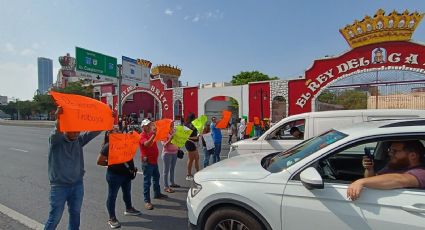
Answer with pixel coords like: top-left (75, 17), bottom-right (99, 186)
top-left (266, 129), bottom-right (347, 173)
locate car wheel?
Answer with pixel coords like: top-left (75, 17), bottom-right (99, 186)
top-left (204, 207), bottom-right (263, 230)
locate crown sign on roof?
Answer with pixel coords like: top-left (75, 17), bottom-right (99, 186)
top-left (340, 9), bottom-right (424, 49)
top-left (151, 64), bottom-right (182, 77)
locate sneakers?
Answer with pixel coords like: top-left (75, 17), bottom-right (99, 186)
top-left (144, 202), bottom-right (154, 210)
top-left (108, 218), bottom-right (121, 229)
top-left (124, 207), bottom-right (141, 216)
top-left (154, 193), bottom-right (168, 199)
top-left (170, 184), bottom-right (181, 188)
top-left (186, 175), bottom-right (193, 181)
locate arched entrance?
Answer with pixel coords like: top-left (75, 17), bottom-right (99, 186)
top-left (316, 70), bottom-right (425, 111)
top-left (204, 96), bottom-right (239, 124)
top-left (174, 99), bottom-right (182, 121)
top-left (122, 90), bottom-right (162, 123)
top-left (271, 96), bottom-right (286, 123)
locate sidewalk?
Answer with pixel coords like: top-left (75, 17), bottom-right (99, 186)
top-left (0, 212), bottom-right (32, 230)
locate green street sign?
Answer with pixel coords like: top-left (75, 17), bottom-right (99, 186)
top-left (76, 47), bottom-right (117, 77)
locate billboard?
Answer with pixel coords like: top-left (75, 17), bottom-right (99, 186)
top-left (122, 56), bottom-right (150, 88)
top-left (76, 47), bottom-right (117, 78)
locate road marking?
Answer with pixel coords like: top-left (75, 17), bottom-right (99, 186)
top-left (8, 148), bottom-right (29, 153)
top-left (0, 203), bottom-right (44, 230)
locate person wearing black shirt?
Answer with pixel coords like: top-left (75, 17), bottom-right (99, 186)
top-left (97, 130), bottom-right (141, 229)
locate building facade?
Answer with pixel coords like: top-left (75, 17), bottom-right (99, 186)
top-left (37, 57), bottom-right (53, 94)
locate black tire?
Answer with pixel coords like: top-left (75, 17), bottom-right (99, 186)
top-left (204, 207), bottom-right (263, 230)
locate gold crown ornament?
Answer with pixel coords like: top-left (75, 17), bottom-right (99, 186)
top-left (340, 9), bottom-right (424, 49)
top-left (151, 64), bottom-right (182, 77)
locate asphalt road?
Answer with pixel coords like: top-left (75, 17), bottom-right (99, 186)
top-left (0, 125), bottom-right (231, 230)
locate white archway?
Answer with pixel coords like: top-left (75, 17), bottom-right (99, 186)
top-left (198, 85), bottom-right (248, 118)
top-left (122, 89), bottom-right (163, 119)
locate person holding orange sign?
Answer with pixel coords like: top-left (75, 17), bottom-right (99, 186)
top-left (139, 119), bottom-right (168, 211)
top-left (44, 106), bottom-right (103, 230)
top-left (97, 129), bottom-right (141, 229)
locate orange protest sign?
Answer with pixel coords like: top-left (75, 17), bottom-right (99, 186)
top-left (246, 122), bottom-right (254, 135)
top-left (216, 110), bottom-right (232, 129)
top-left (50, 91), bottom-right (113, 132)
top-left (108, 132), bottom-right (140, 165)
top-left (154, 119), bottom-right (172, 141)
top-left (254, 117), bottom-right (260, 125)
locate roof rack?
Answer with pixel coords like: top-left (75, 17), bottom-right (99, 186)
top-left (380, 119), bottom-right (425, 128)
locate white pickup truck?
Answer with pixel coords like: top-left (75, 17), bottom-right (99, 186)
top-left (228, 109), bottom-right (425, 158)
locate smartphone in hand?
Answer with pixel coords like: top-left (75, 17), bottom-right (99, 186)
top-left (364, 147), bottom-right (374, 160)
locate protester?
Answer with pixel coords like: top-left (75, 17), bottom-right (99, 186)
top-left (161, 122), bottom-right (180, 193)
top-left (238, 118), bottom-right (246, 140)
top-left (227, 122), bottom-right (236, 145)
top-left (185, 113), bottom-right (200, 181)
top-left (210, 116), bottom-right (222, 163)
top-left (44, 106), bottom-right (102, 230)
top-left (97, 129), bottom-right (141, 229)
top-left (139, 119), bottom-right (167, 210)
top-left (347, 140), bottom-right (425, 201)
top-left (201, 124), bottom-right (215, 167)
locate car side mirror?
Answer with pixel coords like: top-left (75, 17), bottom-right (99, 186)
top-left (300, 167), bottom-right (324, 190)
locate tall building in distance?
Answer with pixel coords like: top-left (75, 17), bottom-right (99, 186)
top-left (37, 57), bottom-right (53, 94)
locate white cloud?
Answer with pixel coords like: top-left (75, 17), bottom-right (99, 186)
top-left (4, 43), bottom-right (16, 54)
top-left (192, 15), bottom-right (200, 22)
top-left (32, 42), bottom-right (40, 50)
top-left (185, 10), bottom-right (223, 23)
top-left (20, 49), bottom-right (35, 57)
top-left (0, 62), bottom-right (37, 100)
top-left (165, 9), bottom-right (173, 16)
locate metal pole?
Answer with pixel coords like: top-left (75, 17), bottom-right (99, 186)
top-left (260, 88), bottom-right (264, 120)
top-left (117, 64), bottom-right (123, 117)
top-left (16, 99), bottom-right (20, 120)
top-left (375, 70), bottom-right (379, 109)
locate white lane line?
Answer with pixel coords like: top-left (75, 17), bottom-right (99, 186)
top-left (8, 148), bottom-right (29, 153)
top-left (0, 203), bottom-right (44, 230)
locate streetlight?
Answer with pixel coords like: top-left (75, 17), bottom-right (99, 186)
top-left (16, 98), bottom-right (20, 120)
top-left (117, 64), bottom-right (123, 117)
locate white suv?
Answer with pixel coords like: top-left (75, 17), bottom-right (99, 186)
top-left (187, 119), bottom-right (425, 230)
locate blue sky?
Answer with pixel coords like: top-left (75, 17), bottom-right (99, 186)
top-left (1, 0), bottom-right (425, 100)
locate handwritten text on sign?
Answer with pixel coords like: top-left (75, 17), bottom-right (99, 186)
top-left (108, 132), bottom-right (140, 165)
top-left (50, 91), bottom-right (113, 132)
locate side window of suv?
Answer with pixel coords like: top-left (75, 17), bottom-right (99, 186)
top-left (269, 119), bottom-right (305, 140)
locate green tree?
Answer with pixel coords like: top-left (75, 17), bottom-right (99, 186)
top-left (230, 71), bottom-right (278, 86)
top-left (33, 94), bottom-right (56, 118)
top-left (336, 90), bottom-right (367, 109)
top-left (52, 81), bottom-right (93, 98)
top-left (229, 71), bottom-right (279, 108)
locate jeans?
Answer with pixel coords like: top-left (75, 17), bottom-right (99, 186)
top-left (106, 170), bottom-right (133, 218)
top-left (44, 181), bottom-right (84, 230)
top-left (143, 163), bottom-right (160, 203)
top-left (203, 147), bottom-right (215, 167)
top-left (162, 153), bottom-right (177, 188)
top-left (213, 142), bottom-right (221, 163)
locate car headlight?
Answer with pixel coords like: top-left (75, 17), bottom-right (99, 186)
top-left (190, 181), bottom-right (202, 198)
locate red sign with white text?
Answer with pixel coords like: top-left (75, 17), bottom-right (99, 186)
top-left (288, 41), bottom-right (425, 115)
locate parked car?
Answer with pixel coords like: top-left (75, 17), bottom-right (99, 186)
top-left (188, 119), bottom-right (425, 230)
top-left (228, 109), bottom-right (425, 158)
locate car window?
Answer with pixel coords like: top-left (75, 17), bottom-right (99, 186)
top-left (268, 119), bottom-right (305, 140)
top-left (266, 129), bottom-right (347, 173)
top-left (299, 137), bottom-right (425, 184)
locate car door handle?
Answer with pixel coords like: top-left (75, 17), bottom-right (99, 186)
top-left (402, 205), bottom-right (425, 213)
